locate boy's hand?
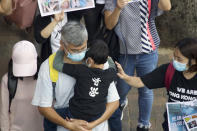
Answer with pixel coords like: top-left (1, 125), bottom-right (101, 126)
top-left (115, 61), bottom-right (128, 80)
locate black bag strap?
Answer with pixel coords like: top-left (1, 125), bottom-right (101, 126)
top-left (7, 60), bottom-right (18, 112)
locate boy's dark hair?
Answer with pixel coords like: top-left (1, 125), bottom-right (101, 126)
top-left (175, 38), bottom-right (197, 72)
top-left (85, 39), bottom-right (109, 64)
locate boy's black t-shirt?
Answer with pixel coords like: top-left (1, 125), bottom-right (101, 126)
top-left (140, 63), bottom-right (197, 102)
top-left (62, 63), bottom-right (117, 121)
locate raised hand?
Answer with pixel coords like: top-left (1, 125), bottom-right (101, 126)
top-left (115, 61), bottom-right (128, 79)
top-left (54, 11), bottom-right (64, 22)
top-left (116, 0), bottom-right (128, 9)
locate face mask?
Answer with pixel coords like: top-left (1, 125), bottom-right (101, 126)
top-left (173, 60), bottom-right (187, 72)
top-left (67, 50), bottom-right (86, 62)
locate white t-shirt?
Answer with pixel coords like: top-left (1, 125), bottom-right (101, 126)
top-left (50, 13), bottom-right (67, 53)
top-left (32, 59), bottom-right (120, 131)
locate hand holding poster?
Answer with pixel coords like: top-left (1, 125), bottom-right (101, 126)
top-left (38, 0), bottom-right (95, 16)
top-left (166, 100), bottom-right (197, 131)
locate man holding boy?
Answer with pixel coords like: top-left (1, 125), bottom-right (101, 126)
top-left (32, 21), bottom-right (120, 131)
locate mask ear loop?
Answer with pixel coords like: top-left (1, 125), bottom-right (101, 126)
top-left (85, 58), bottom-right (91, 67)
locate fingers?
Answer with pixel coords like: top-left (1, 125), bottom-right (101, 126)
top-left (117, 0), bottom-right (128, 9)
top-left (117, 72), bottom-right (124, 79)
top-left (70, 118), bottom-right (88, 126)
top-left (66, 117), bottom-right (71, 121)
top-left (115, 61), bottom-right (123, 71)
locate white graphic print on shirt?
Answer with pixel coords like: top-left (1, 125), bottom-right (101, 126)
top-left (89, 78), bottom-right (101, 97)
top-left (89, 87), bottom-right (99, 97)
top-left (92, 78), bottom-right (101, 86)
top-left (169, 87), bottom-right (197, 102)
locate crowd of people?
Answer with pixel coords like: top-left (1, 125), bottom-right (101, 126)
top-left (1, 0), bottom-right (197, 131)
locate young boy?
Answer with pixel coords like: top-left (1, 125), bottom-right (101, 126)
top-left (53, 40), bottom-right (117, 123)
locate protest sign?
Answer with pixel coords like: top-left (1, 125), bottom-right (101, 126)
top-left (166, 100), bottom-right (197, 131)
top-left (38, 0), bottom-right (95, 16)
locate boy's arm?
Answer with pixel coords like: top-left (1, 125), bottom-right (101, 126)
top-left (53, 50), bottom-right (64, 72)
top-left (107, 57), bottom-right (116, 69)
top-left (53, 50), bottom-right (83, 77)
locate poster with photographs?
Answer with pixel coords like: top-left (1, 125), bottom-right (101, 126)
top-left (166, 100), bottom-right (197, 131)
top-left (184, 113), bottom-right (197, 131)
top-left (38, 0), bottom-right (95, 17)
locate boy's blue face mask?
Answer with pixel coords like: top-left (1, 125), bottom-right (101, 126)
top-left (67, 50), bottom-right (87, 62)
top-left (173, 60), bottom-right (188, 72)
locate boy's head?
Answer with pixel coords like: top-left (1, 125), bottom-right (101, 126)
top-left (85, 39), bottom-right (109, 66)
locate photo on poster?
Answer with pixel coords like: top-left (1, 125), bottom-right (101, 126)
top-left (38, 0), bottom-right (95, 16)
top-left (184, 113), bottom-right (197, 131)
top-left (166, 100), bottom-right (197, 131)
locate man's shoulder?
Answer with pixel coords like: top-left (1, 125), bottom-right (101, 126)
top-left (40, 59), bottom-right (49, 70)
top-left (38, 59), bottom-right (50, 76)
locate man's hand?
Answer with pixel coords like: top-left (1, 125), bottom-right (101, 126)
top-left (54, 11), bottom-right (64, 23)
top-left (65, 118), bottom-right (92, 131)
top-left (116, 0), bottom-right (128, 10)
top-left (83, 121), bottom-right (97, 130)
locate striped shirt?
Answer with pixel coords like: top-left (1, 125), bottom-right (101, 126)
top-left (104, 0), bottom-right (160, 54)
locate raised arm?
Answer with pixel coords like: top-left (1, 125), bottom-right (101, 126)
top-left (115, 62), bottom-right (145, 88)
top-left (41, 12), bottom-right (65, 39)
top-left (0, 0), bottom-right (12, 15)
top-left (104, 0), bottom-right (128, 30)
top-left (158, 0), bottom-right (171, 11)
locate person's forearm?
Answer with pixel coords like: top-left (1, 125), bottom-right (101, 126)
top-left (104, 8), bottom-right (121, 30)
top-left (158, 0), bottom-right (171, 11)
top-left (38, 107), bottom-right (69, 129)
top-left (124, 75), bottom-right (145, 88)
top-left (90, 100), bottom-right (119, 127)
top-left (41, 20), bottom-right (58, 39)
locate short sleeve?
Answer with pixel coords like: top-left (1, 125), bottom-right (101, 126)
top-left (140, 64), bottom-right (169, 89)
top-left (104, 0), bottom-right (116, 12)
top-left (107, 81), bottom-right (120, 103)
top-left (31, 60), bottom-right (53, 107)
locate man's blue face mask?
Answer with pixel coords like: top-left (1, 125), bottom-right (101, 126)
top-left (67, 49), bottom-right (87, 62)
top-left (173, 59), bottom-right (188, 72)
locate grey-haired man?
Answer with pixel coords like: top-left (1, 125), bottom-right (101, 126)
top-left (32, 21), bottom-right (120, 131)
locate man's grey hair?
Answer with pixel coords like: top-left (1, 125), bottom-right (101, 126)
top-left (61, 21), bottom-right (88, 46)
